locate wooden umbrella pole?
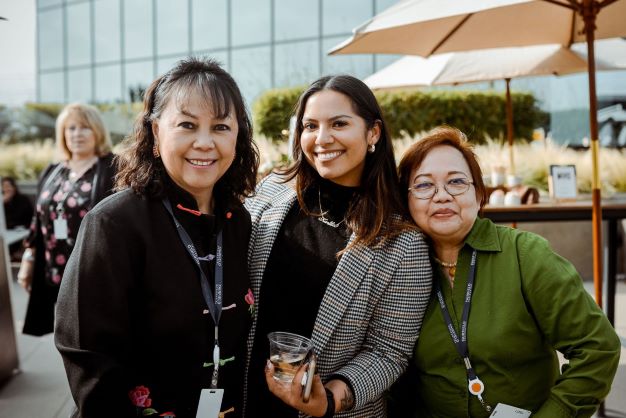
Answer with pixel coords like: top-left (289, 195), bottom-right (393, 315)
top-left (582, 0), bottom-right (603, 308)
top-left (505, 78), bottom-right (515, 174)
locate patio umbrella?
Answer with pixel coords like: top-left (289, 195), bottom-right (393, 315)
top-left (363, 41), bottom-right (623, 173)
top-left (330, 0), bottom-right (626, 307)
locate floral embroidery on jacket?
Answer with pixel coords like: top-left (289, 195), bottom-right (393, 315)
top-left (128, 385), bottom-right (176, 417)
top-left (244, 288), bottom-right (255, 316)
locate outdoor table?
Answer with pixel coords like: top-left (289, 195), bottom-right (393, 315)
top-left (483, 198), bottom-right (626, 327)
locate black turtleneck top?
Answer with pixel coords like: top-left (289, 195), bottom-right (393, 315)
top-left (247, 179), bottom-right (356, 418)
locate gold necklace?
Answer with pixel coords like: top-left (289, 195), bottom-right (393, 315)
top-left (317, 189), bottom-right (346, 228)
top-left (434, 257), bottom-right (457, 277)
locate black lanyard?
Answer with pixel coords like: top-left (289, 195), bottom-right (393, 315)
top-left (434, 250), bottom-right (491, 412)
top-left (162, 198), bottom-right (223, 388)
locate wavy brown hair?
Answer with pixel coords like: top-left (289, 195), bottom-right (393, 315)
top-left (280, 75), bottom-right (410, 248)
top-left (116, 57), bottom-right (259, 209)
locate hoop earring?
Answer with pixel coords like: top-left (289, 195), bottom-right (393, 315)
top-left (153, 144), bottom-right (160, 158)
top-left (368, 143), bottom-right (376, 153)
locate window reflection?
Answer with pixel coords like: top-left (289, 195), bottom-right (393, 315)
top-left (67, 2), bottom-right (92, 67)
top-left (322, 0), bottom-right (371, 37)
top-left (192, 0), bottom-right (228, 50)
top-left (38, 8), bottom-right (63, 70)
top-left (156, 0), bottom-right (188, 56)
top-left (94, 0), bottom-right (121, 64)
top-left (322, 36), bottom-right (374, 79)
top-left (232, 0), bottom-right (270, 46)
top-left (68, 68), bottom-right (92, 103)
top-left (40, 72), bottom-right (65, 103)
top-left (275, 0), bottom-right (319, 42)
top-left (231, 46), bottom-right (271, 104)
top-left (274, 41), bottom-right (319, 87)
top-left (124, 60), bottom-right (154, 102)
top-left (125, 0), bottom-right (154, 60)
top-left (96, 65), bottom-right (122, 103)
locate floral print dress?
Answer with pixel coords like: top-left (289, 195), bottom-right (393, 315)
top-left (28, 163), bottom-right (97, 286)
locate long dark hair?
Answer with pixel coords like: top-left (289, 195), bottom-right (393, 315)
top-left (281, 75), bottom-right (409, 248)
top-left (116, 57), bottom-right (259, 209)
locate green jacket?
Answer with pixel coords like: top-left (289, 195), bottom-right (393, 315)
top-left (411, 217), bottom-right (620, 417)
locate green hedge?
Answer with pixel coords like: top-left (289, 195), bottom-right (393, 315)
top-left (253, 88), bottom-right (547, 144)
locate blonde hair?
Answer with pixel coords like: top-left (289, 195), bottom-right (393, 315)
top-left (55, 103), bottom-right (112, 159)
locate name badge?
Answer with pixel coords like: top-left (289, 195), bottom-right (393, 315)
top-left (196, 388), bottom-right (223, 418)
top-left (53, 218), bottom-right (69, 240)
top-left (489, 403), bottom-right (531, 418)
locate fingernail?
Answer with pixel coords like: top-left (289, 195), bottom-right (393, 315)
top-left (265, 360), bottom-right (271, 371)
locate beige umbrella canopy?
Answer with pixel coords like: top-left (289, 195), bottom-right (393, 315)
top-left (331, 0), bottom-right (626, 308)
top-left (363, 41), bottom-right (622, 173)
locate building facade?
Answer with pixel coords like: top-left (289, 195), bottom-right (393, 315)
top-left (36, 0), bottom-right (400, 105)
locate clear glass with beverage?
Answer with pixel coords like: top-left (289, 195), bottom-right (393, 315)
top-left (267, 331), bottom-right (313, 383)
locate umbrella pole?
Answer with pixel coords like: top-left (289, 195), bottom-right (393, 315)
top-left (505, 78), bottom-right (515, 174)
top-left (582, 0), bottom-right (603, 310)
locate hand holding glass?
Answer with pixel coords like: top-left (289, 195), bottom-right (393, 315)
top-left (267, 332), bottom-right (314, 383)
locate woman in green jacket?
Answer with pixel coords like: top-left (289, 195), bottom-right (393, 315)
top-left (394, 126), bottom-right (621, 418)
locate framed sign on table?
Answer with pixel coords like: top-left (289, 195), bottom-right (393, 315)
top-left (548, 164), bottom-right (577, 200)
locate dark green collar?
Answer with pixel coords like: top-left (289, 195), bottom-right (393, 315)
top-left (464, 217), bottom-right (502, 252)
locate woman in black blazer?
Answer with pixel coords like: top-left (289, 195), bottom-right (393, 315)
top-left (55, 57), bottom-right (259, 418)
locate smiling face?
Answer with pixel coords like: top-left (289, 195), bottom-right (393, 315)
top-left (408, 145), bottom-right (480, 247)
top-left (63, 114), bottom-right (97, 159)
top-left (152, 91), bottom-right (238, 211)
top-left (300, 90), bottom-right (380, 187)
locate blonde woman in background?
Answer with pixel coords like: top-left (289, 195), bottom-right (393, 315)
top-left (18, 103), bottom-right (116, 336)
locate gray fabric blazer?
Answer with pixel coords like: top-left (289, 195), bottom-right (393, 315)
top-left (243, 174), bottom-right (432, 418)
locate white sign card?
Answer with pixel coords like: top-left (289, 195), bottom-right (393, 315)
top-left (549, 164), bottom-right (577, 200)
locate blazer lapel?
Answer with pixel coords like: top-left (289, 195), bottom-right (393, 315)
top-left (312, 237), bottom-right (374, 355)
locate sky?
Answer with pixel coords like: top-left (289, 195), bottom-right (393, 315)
top-left (0, 0), bottom-right (36, 106)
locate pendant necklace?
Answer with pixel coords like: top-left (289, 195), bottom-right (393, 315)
top-left (434, 257), bottom-right (457, 277)
top-left (317, 189), bottom-right (346, 228)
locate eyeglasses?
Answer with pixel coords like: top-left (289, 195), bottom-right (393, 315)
top-left (408, 177), bottom-right (474, 200)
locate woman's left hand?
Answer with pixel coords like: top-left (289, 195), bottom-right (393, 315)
top-left (265, 359), bottom-right (328, 417)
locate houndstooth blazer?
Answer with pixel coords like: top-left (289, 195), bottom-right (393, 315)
top-left (243, 174), bottom-right (432, 418)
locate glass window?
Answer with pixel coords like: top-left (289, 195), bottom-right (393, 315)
top-left (232, 0), bottom-right (270, 46)
top-left (274, 0), bottom-right (319, 42)
top-left (124, 0), bottom-right (154, 60)
top-left (68, 68), bottom-right (92, 102)
top-left (375, 0), bottom-right (398, 13)
top-left (38, 8), bottom-right (64, 70)
top-left (322, 0), bottom-right (371, 37)
top-left (322, 37), bottom-right (373, 79)
top-left (95, 65), bottom-right (123, 103)
top-left (67, 2), bottom-right (92, 67)
top-left (124, 60), bottom-right (154, 102)
top-left (274, 40), bottom-right (320, 88)
top-left (38, 0), bottom-right (62, 9)
top-left (192, 0), bottom-right (227, 51)
top-left (231, 46), bottom-right (271, 105)
top-left (94, 0), bottom-right (121, 64)
top-left (39, 72), bottom-right (65, 103)
top-left (156, 0), bottom-right (189, 56)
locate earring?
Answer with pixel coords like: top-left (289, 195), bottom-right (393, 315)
top-left (153, 144), bottom-right (160, 158)
top-left (368, 143), bottom-right (376, 153)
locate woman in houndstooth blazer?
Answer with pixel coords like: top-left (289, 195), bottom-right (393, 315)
top-left (244, 75), bottom-right (432, 418)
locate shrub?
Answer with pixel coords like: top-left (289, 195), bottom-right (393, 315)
top-left (253, 88), bottom-right (547, 143)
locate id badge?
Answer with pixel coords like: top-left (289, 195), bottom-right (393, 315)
top-left (196, 388), bottom-right (223, 418)
top-left (489, 403), bottom-right (531, 417)
top-left (53, 218), bottom-right (69, 240)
